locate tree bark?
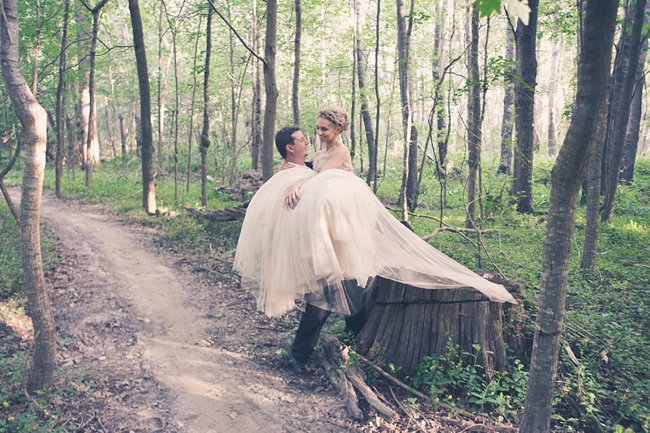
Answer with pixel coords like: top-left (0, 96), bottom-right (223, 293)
top-left (292, 0), bottom-right (301, 126)
top-left (186, 15), bottom-right (202, 191)
top-left (200, 6), bottom-right (212, 206)
top-left (83, 0), bottom-right (109, 191)
top-left (601, 0), bottom-right (647, 222)
top-left (547, 43), bottom-right (560, 156)
top-left (129, 0), bottom-right (157, 214)
top-left (396, 0), bottom-right (415, 219)
top-left (498, 28), bottom-right (515, 175)
top-left (511, 0), bottom-right (539, 213)
top-left (55, 0), bottom-right (70, 197)
top-left (519, 0), bottom-right (617, 430)
top-left (0, 0), bottom-right (56, 392)
top-left (251, 0), bottom-right (262, 170)
top-left (261, 0), bottom-right (278, 181)
top-left (466, 6), bottom-right (481, 229)
top-left (355, 0), bottom-right (376, 186)
top-left (357, 276), bottom-right (520, 379)
top-left (620, 38), bottom-right (648, 183)
top-left (581, 97), bottom-right (609, 270)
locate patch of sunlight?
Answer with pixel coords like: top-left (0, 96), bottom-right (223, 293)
top-left (622, 220), bottom-right (648, 233)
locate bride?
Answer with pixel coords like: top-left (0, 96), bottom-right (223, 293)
top-left (234, 107), bottom-right (516, 319)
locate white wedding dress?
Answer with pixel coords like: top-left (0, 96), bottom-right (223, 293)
top-left (234, 152), bottom-right (516, 317)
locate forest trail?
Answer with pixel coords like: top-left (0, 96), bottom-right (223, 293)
top-left (6, 188), bottom-right (351, 433)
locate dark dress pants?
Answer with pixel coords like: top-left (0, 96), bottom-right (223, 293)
top-left (290, 303), bottom-right (367, 365)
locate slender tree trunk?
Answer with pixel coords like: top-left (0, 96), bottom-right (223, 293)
top-left (373, 0), bottom-right (381, 192)
top-left (581, 97), bottom-right (610, 270)
top-left (547, 43), bottom-right (560, 156)
top-left (31, 0), bottom-right (41, 96)
top-left (601, 0), bottom-right (646, 222)
top-left (84, 0), bottom-right (109, 191)
top-left (466, 6), bottom-right (481, 229)
top-left (292, 0), bottom-right (301, 126)
top-left (55, 0), bottom-right (70, 197)
top-left (186, 15), bottom-right (201, 192)
top-left (129, 0), bottom-right (157, 214)
top-left (620, 38), bottom-right (648, 183)
top-left (511, 0), bottom-right (539, 213)
top-left (119, 115), bottom-right (126, 157)
top-left (0, 0), bottom-right (56, 392)
top-left (251, 0), bottom-right (262, 170)
top-left (520, 1), bottom-right (617, 430)
top-left (396, 0), bottom-right (415, 219)
top-left (200, 7), bottom-right (213, 205)
top-left (498, 28), bottom-right (515, 175)
top-left (355, 0), bottom-right (376, 186)
top-left (261, 0), bottom-right (278, 181)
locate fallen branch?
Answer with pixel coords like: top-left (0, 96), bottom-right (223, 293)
top-left (421, 226), bottom-right (497, 241)
top-left (182, 205), bottom-right (247, 222)
top-left (354, 350), bottom-right (516, 430)
top-left (317, 335), bottom-right (363, 420)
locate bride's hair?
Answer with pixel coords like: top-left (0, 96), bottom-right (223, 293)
top-left (318, 106), bottom-right (350, 132)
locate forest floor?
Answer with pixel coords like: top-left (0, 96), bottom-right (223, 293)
top-left (2, 188), bottom-right (513, 433)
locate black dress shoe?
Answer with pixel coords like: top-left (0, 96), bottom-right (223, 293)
top-left (290, 355), bottom-right (308, 375)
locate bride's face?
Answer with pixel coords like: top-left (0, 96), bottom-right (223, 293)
top-left (316, 117), bottom-right (341, 145)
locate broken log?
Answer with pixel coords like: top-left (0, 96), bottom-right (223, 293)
top-left (182, 204), bottom-right (248, 222)
top-left (317, 335), bottom-right (363, 420)
top-left (318, 335), bottom-right (397, 421)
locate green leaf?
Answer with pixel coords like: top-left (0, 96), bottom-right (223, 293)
top-left (477, 0), bottom-right (502, 18)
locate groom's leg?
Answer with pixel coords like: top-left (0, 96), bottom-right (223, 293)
top-left (290, 303), bottom-right (331, 365)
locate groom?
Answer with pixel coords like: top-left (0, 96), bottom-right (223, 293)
top-left (274, 126), bottom-right (368, 375)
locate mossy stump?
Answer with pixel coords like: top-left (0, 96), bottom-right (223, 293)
top-left (356, 274), bottom-right (523, 379)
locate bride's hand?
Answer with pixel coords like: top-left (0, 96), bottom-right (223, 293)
top-left (285, 183), bottom-right (302, 209)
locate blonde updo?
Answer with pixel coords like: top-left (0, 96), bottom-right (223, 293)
top-left (318, 106), bottom-right (350, 132)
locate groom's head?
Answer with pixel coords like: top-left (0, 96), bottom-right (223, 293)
top-left (275, 126), bottom-right (309, 163)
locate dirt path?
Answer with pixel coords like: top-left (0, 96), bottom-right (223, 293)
top-left (8, 188), bottom-right (357, 432)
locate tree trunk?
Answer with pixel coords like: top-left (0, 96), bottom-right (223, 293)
top-left (0, 0), bottom-right (56, 392)
top-left (373, 0), bottom-right (381, 192)
top-left (396, 0), bottom-right (414, 220)
top-left (498, 28), bottom-right (515, 175)
top-left (55, 0), bottom-right (70, 198)
top-left (84, 0), bottom-right (109, 191)
top-left (357, 276), bottom-right (521, 379)
top-left (292, 0), bottom-right (301, 126)
top-left (251, 0), bottom-right (262, 170)
top-left (466, 6), bottom-right (481, 229)
top-left (519, 1), bottom-right (617, 430)
top-left (119, 115), bottom-right (126, 157)
top-left (129, 0), bottom-right (157, 214)
top-left (186, 15), bottom-right (202, 191)
top-left (581, 98), bottom-right (609, 270)
top-left (601, 0), bottom-right (647, 223)
top-left (261, 0), bottom-right (278, 182)
top-left (547, 43), bottom-right (560, 156)
top-left (511, 0), bottom-right (539, 213)
top-left (355, 0), bottom-right (377, 186)
top-left (620, 38), bottom-right (648, 183)
top-left (200, 7), bottom-right (212, 206)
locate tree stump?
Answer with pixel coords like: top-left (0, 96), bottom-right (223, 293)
top-left (356, 274), bottom-right (523, 379)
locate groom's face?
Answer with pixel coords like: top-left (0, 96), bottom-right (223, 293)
top-left (289, 131), bottom-right (309, 159)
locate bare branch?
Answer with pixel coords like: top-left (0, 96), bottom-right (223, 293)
top-left (206, 0), bottom-right (268, 68)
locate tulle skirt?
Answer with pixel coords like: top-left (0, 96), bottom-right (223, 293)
top-left (233, 168), bottom-right (516, 317)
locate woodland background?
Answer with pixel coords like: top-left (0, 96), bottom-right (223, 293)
top-left (0, 0), bottom-right (649, 431)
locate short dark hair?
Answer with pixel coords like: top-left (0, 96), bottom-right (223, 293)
top-left (275, 126), bottom-right (300, 158)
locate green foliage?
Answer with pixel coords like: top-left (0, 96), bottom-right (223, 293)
top-left (410, 337), bottom-right (528, 419)
top-left (0, 201), bottom-right (59, 299)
